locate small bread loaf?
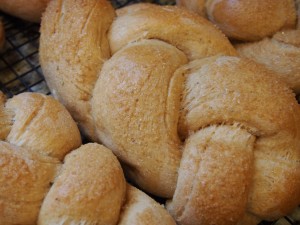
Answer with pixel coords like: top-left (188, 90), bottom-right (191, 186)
top-left (236, 30), bottom-right (300, 93)
top-left (0, 0), bottom-right (51, 22)
top-left (176, 0), bottom-right (297, 41)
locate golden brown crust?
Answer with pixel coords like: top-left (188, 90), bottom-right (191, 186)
top-left (0, 141), bottom-right (61, 225)
top-left (92, 39), bottom-right (187, 198)
top-left (38, 143), bottom-right (126, 225)
top-left (0, 92), bottom-right (82, 224)
top-left (167, 125), bottom-right (255, 225)
top-left (118, 185), bottom-right (176, 225)
top-left (40, 0), bottom-right (115, 140)
top-left (110, 3), bottom-right (236, 60)
top-left (39, 0), bottom-right (300, 223)
top-left (168, 57), bottom-right (300, 222)
top-left (4, 93), bottom-right (82, 160)
top-left (0, 0), bottom-right (51, 22)
top-left (205, 0), bottom-right (296, 41)
top-left (236, 30), bottom-right (300, 93)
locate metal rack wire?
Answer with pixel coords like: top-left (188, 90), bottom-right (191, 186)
top-left (0, 4), bottom-right (299, 225)
top-left (0, 13), bottom-right (49, 97)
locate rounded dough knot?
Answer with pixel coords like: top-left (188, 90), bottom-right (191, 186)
top-left (175, 0), bottom-right (300, 94)
top-left (0, 93), bottom-right (175, 225)
top-left (40, 0), bottom-right (300, 224)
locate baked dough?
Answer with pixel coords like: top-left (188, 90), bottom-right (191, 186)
top-left (236, 30), bottom-right (300, 93)
top-left (40, 0), bottom-right (300, 224)
top-left (0, 93), bottom-right (175, 225)
top-left (176, 0), bottom-right (297, 41)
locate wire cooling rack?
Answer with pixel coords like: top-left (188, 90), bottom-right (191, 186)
top-left (0, 14), bottom-right (48, 97)
top-left (0, 3), bottom-right (300, 225)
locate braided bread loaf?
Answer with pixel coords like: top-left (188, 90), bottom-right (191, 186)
top-left (177, 0), bottom-right (297, 41)
top-left (40, 0), bottom-right (300, 224)
top-left (0, 92), bottom-right (176, 224)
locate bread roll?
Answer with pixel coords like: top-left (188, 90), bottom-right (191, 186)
top-left (4, 92), bottom-right (82, 160)
top-left (38, 143), bottom-right (126, 225)
top-left (0, 0), bottom-right (50, 22)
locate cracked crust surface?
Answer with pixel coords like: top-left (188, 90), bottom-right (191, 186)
top-left (0, 92), bottom-right (82, 224)
top-left (3, 93), bottom-right (82, 160)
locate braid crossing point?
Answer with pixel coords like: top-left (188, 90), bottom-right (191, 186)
top-left (0, 93), bottom-right (176, 225)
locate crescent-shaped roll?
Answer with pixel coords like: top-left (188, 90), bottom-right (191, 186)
top-left (38, 143), bottom-right (126, 225)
